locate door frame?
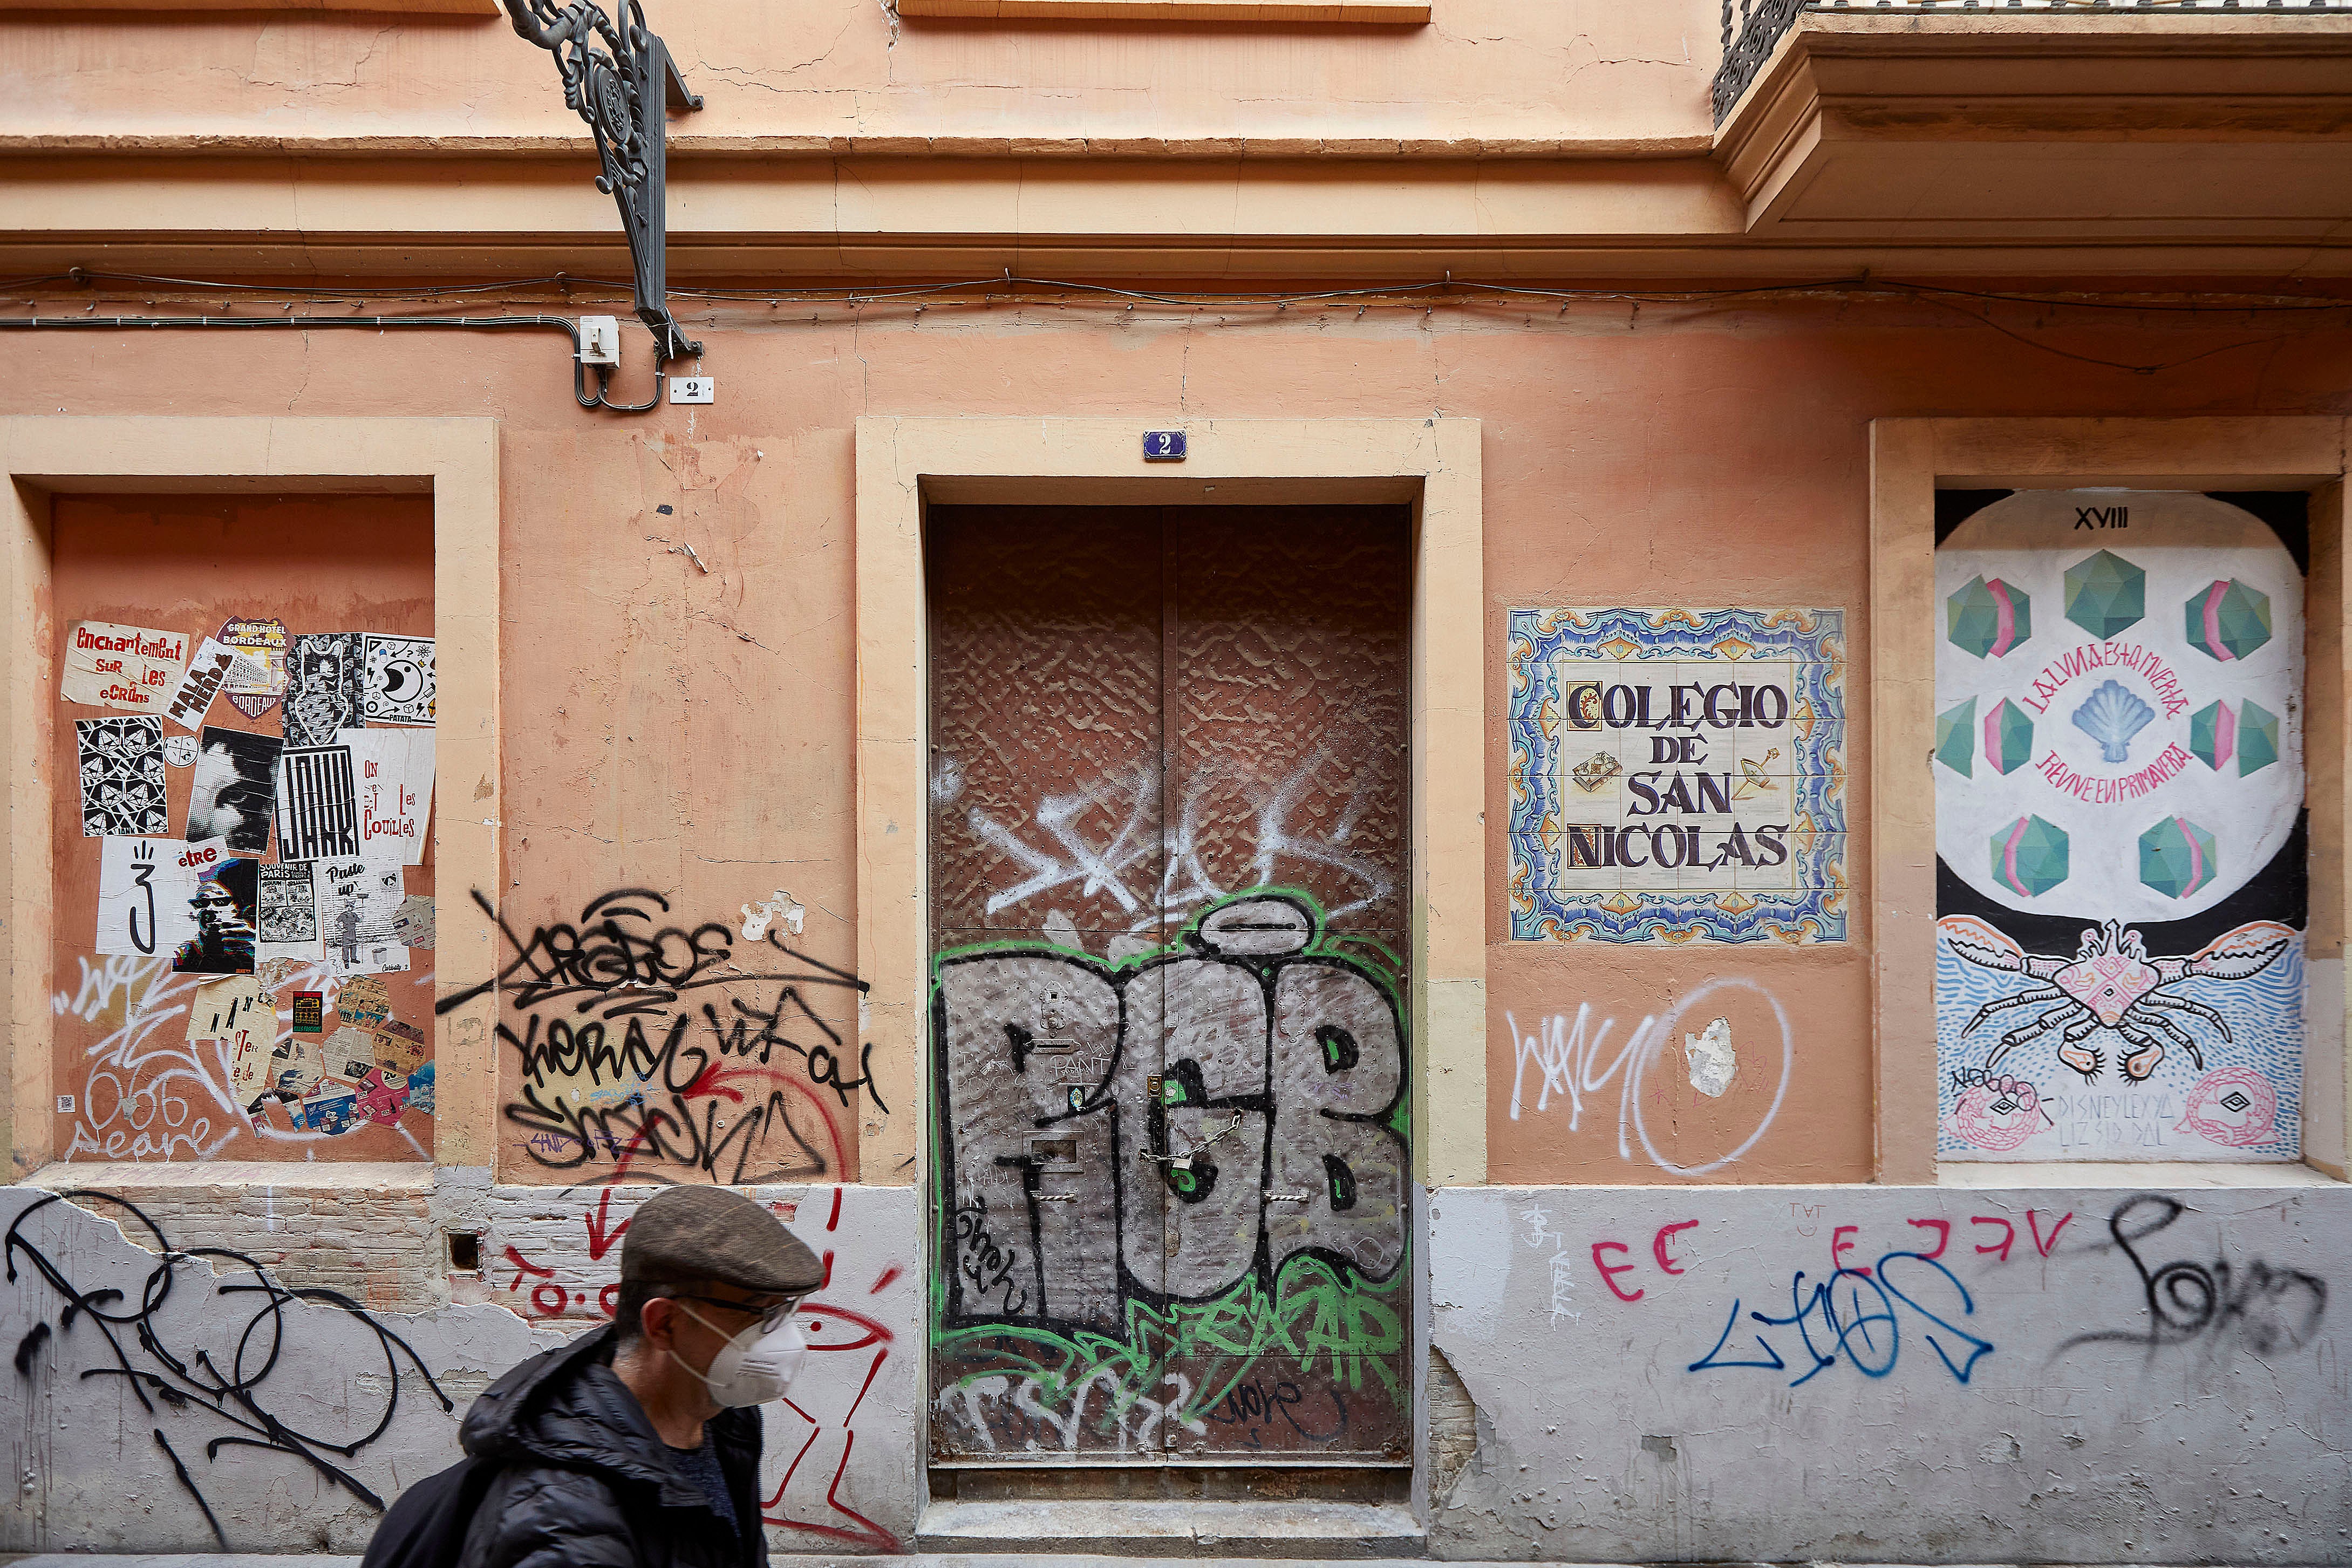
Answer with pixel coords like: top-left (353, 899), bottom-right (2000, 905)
top-left (853, 415), bottom-right (1485, 1505)
top-left (1869, 416), bottom-right (2352, 1182)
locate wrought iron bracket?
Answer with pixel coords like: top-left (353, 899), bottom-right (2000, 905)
top-left (505, 0), bottom-right (703, 374)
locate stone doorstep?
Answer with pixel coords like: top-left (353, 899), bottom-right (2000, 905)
top-left (0, 1558), bottom-right (2313, 1568)
top-left (917, 1498), bottom-right (1424, 1559)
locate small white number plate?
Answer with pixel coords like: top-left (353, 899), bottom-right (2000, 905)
top-left (669, 377), bottom-right (715, 405)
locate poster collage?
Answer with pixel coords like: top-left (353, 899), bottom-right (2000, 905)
top-left (68, 613), bottom-right (438, 1139)
top-left (1935, 490), bottom-right (2306, 1162)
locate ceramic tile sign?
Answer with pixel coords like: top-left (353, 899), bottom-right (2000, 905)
top-left (76, 716), bottom-right (168, 837)
top-left (363, 635), bottom-right (435, 726)
top-left (1934, 491), bottom-right (2306, 1162)
top-left (219, 616), bottom-right (289, 719)
top-left (283, 632), bottom-right (362, 747)
top-left (1508, 608), bottom-right (1847, 944)
top-left (60, 622), bottom-right (187, 713)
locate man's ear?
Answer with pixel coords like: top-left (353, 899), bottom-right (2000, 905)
top-left (637, 1294), bottom-right (679, 1349)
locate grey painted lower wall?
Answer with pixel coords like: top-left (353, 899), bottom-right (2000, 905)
top-left (3, 1176), bottom-right (2344, 1562)
top-left (1427, 1184), bottom-right (2349, 1565)
top-left (0, 1181), bottom-right (919, 1556)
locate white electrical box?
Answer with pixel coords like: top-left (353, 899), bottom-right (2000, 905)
top-left (669, 376), bottom-right (715, 405)
top-left (577, 315), bottom-right (621, 365)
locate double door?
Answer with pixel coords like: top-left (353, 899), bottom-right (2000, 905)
top-left (926, 505), bottom-right (1412, 1465)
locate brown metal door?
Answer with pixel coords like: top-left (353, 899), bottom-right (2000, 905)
top-left (929, 505), bottom-right (1412, 1467)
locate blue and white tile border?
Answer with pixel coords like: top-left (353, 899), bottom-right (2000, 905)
top-left (1507, 606), bottom-right (1849, 945)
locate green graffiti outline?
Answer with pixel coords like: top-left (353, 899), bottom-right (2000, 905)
top-left (926, 887), bottom-right (1412, 1446)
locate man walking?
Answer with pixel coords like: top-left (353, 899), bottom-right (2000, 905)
top-left (451, 1188), bottom-right (825, 1568)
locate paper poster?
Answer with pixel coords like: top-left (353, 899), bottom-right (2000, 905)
top-left (227, 1025), bottom-right (274, 1103)
top-left (335, 973), bottom-right (392, 1032)
top-left (61, 622), bottom-right (188, 713)
top-left (299, 1080), bottom-right (359, 1134)
top-left (372, 1015), bottom-right (430, 1079)
top-left (163, 639), bottom-right (238, 731)
top-left (392, 895), bottom-right (435, 949)
top-left (220, 617), bottom-right (289, 719)
top-left (316, 858), bottom-right (408, 977)
top-left (257, 861), bottom-right (323, 962)
top-left (186, 972), bottom-right (265, 1043)
top-left (364, 635), bottom-right (435, 726)
top-left (284, 633), bottom-right (362, 747)
top-left (77, 716), bottom-right (169, 837)
top-left (336, 728), bottom-right (434, 865)
top-left (186, 727), bottom-right (283, 854)
top-left (163, 734), bottom-right (197, 768)
top-left (171, 852), bottom-right (257, 975)
top-left (324, 1024), bottom-right (383, 1086)
top-left (275, 745), bottom-right (359, 863)
top-left (353, 1066), bottom-right (411, 1126)
top-left (263, 1032), bottom-right (325, 1101)
top-left (291, 992), bottom-right (324, 1034)
top-left (95, 836), bottom-right (201, 957)
top-left (406, 1061), bottom-right (436, 1115)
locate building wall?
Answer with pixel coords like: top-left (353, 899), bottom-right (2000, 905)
top-left (5, 294), bottom-right (2350, 1557)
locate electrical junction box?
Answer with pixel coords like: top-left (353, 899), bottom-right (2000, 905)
top-left (577, 316), bottom-right (621, 365)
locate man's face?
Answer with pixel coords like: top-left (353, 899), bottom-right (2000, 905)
top-left (656, 1286), bottom-right (796, 1379)
top-left (191, 883), bottom-right (238, 932)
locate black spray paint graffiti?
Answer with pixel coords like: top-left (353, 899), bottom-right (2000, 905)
top-left (933, 892), bottom-right (1407, 1333)
top-left (439, 889), bottom-right (875, 1184)
top-left (5, 1190), bottom-right (450, 1547)
top-left (2059, 1193), bottom-right (2328, 1358)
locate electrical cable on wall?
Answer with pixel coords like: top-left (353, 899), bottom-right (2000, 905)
top-left (4, 267), bottom-right (2349, 398)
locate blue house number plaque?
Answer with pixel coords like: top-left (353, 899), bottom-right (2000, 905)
top-left (1143, 430), bottom-right (1187, 461)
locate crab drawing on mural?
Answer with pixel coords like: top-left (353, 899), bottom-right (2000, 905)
top-left (1940, 915), bottom-right (2293, 1082)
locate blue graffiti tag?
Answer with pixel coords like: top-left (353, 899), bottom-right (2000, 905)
top-left (1687, 1250), bottom-right (1994, 1387)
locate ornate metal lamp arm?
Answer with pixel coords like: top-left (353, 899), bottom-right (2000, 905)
top-left (503, 0), bottom-right (703, 369)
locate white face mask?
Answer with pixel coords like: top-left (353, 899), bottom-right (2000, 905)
top-left (669, 1304), bottom-right (807, 1407)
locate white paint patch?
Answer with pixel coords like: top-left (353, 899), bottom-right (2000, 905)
top-left (1042, 909), bottom-right (1083, 951)
top-left (1684, 1016), bottom-right (1735, 1097)
top-left (739, 888), bottom-right (805, 942)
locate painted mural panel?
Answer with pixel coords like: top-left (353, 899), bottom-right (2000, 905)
top-left (1508, 608), bottom-right (1848, 945)
top-left (1934, 490), bottom-right (2305, 1161)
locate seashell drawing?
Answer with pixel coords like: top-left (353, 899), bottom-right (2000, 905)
top-left (2070, 678), bottom-right (2155, 764)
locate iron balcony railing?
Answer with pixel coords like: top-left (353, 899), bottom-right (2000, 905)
top-left (1716, 0), bottom-right (2352, 122)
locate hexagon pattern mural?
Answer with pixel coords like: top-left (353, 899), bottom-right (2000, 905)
top-left (1948, 575), bottom-right (2031, 659)
top-left (1934, 490), bottom-right (2304, 1166)
top-left (2063, 549), bottom-right (2145, 637)
top-left (1983, 698), bottom-right (2035, 775)
top-left (2186, 577), bottom-right (2272, 662)
top-left (2190, 699), bottom-right (2237, 771)
top-left (1989, 814), bottom-right (2068, 898)
top-left (1935, 697), bottom-right (1975, 776)
top-left (2238, 699), bottom-right (2280, 775)
top-left (2139, 814), bottom-right (2219, 899)
top-left (2068, 679), bottom-right (2153, 765)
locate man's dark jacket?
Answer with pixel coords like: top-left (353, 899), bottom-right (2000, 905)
top-left (454, 1324), bottom-right (767, 1568)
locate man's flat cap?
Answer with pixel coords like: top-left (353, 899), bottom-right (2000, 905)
top-left (621, 1187), bottom-right (825, 1295)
